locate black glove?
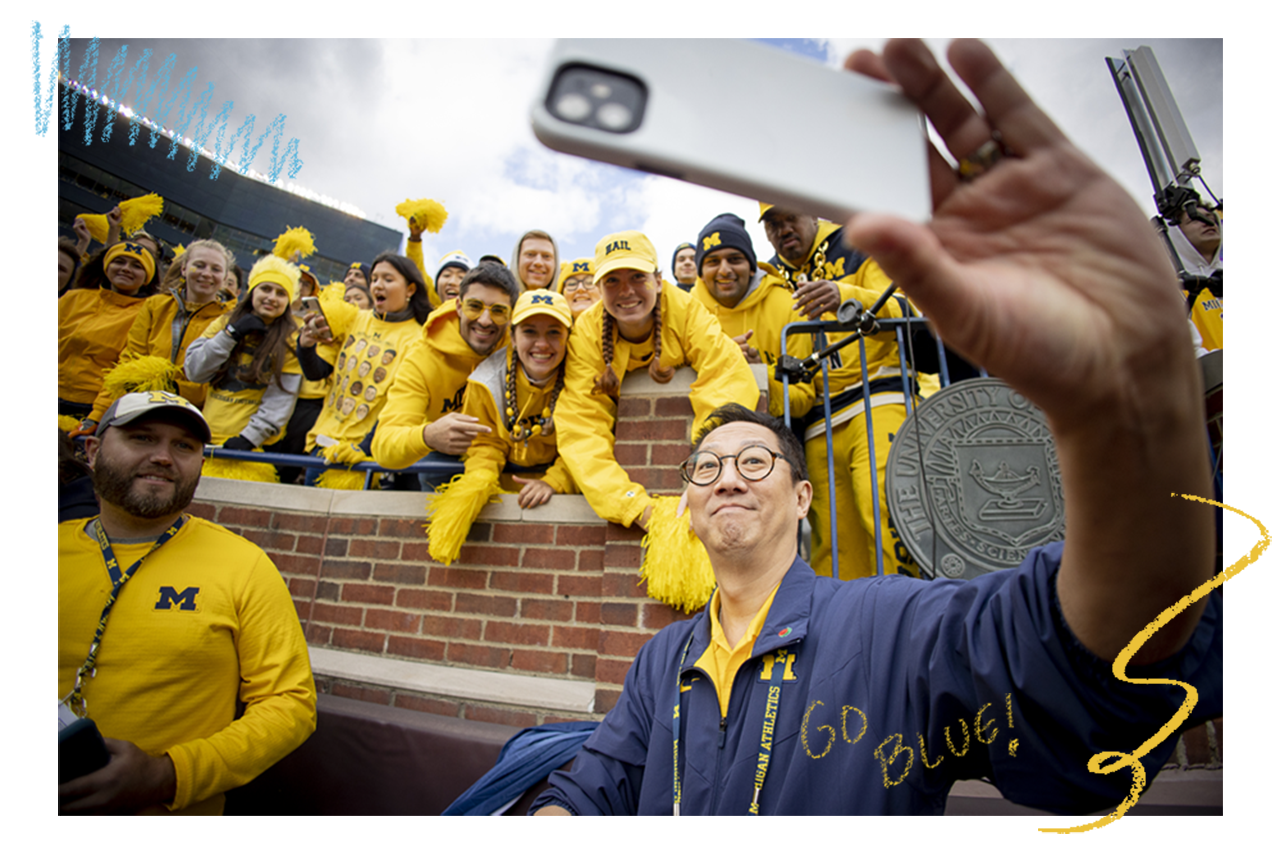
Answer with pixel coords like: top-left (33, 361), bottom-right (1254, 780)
top-left (227, 315), bottom-right (267, 341)
top-left (222, 435), bottom-right (255, 451)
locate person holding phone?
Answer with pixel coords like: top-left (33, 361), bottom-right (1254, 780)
top-left (183, 255), bottom-right (302, 458)
top-left (296, 253), bottom-right (434, 487)
top-left (58, 392), bottom-right (315, 815)
top-left (553, 230), bottom-right (759, 531)
top-left (532, 38), bottom-right (1221, 817)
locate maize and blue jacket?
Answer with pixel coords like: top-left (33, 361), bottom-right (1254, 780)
top-left (531, 542), bottom-right (1223, 815)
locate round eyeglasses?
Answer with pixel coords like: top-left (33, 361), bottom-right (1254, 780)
top-left (459, 299), bottom-right (511, 326)
top-left (679, 444), bottom-right (786, 487)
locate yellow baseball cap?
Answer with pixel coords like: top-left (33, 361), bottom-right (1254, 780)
top-left (758, 202), bottom-right (774, 221)
top-left (512, 288), bottom-right (574, 328)
top-left (592, 230), bottom-right (658, 284)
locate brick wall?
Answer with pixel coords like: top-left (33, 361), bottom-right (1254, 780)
top-left (188, 367), bottom-right (749, 725)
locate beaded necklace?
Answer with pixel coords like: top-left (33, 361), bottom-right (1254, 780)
top-left (502, 345), bottom-right (566, 445)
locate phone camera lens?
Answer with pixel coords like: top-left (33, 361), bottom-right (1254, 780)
top-left (555, 93), bottom-right (592, 121)
top-left (596, 103), bottom-right (632, 131)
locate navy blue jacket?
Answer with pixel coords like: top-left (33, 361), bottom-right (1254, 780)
top-left (532, 543), bottom-right (1223, 815)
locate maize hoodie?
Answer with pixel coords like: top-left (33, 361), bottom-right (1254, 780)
top-left (371, 301), bottom-right (508, 470)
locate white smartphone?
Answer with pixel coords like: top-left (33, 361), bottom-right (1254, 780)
top-left (530, 39), bottom-right (930, 223)
top-left (300, 296), bottom-right (327, 324)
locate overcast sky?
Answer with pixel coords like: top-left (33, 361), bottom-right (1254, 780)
top-left (46, 36), bottom-right (1221, 277)
top-left (15, 4), bottom-right (1264, 843)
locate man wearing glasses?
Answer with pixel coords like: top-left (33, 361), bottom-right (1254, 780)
top-left (532, 38), bottom-right (1222, 816)
top-left (372, 262), bottom-right (520, 483)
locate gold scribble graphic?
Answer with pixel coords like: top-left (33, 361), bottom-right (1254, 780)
top-left (1172, 494), bottom-right (1218, 507)
top-left (1041, 494), bottom-right (1267, 834)
top-left (1008, 738), bottom-right (1019, 758)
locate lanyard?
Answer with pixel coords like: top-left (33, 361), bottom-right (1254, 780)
top-left (62, 515), bottom-right (187, 718)
top-left (672, 631), bottom-right (790, 816)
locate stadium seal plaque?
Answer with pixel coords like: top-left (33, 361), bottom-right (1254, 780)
top-left (886, 378), bottom-right (1065, 580)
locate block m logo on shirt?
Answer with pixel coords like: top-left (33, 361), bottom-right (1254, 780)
top-left (155, 586), bottom-right (200, 611)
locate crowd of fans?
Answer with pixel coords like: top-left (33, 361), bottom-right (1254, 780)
top-left (57, 189), bottom-right (1222, 581)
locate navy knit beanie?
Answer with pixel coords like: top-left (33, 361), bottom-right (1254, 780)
top-left (695, 213), bottom-right (756, 274)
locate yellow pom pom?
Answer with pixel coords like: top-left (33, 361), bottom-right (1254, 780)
top-left (395, 198), bottom-right (449, 234)
top-left (272, 226), bottom-right (316, 261)
top-left (78, 213), bottom-right (109, 245)
top-left (317, 278), bottom-right (361, 342)
top-left (424, 469), bottom-right (504, 565)
top-left (639, 495), bottom-right (717, 613)
top-left (201, 456), bottom-right (279, 483)
top-left (316, 468), bottom-right (375, 490)
top-left (120, 193), bottom-right (164, 235)
top-left (101, 355), bottom-right (181, 401)
top-left (58, 415), bottom-right (82, 434)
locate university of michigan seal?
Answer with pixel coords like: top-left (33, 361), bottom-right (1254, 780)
top-left (886, 378), bottom-right (1065, 579)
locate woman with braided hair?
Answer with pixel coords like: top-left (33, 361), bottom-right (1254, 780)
top-left (553, 230), bottom-right (759, 530)
top-left (424, 290), bottom-right (579, 563)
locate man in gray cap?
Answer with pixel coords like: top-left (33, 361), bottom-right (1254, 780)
top-left (58, 391), bottom-right (315, 815)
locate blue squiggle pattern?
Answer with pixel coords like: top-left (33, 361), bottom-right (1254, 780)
top-left (32, 21), bottom-right (304, 182)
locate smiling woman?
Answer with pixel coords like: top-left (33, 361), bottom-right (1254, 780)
top-left (183, 255), bottom-right (303, 477)
top-left (82, 240), bottom-right (237, 429)
top-left (424, 289), bottom-right (580, 563)
top-left (58, 241), bottom-right (162, 419)
top-left (553, 230), bottom-right (760, 530)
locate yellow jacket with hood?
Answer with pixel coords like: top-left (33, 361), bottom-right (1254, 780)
top-left (371, 301), bottom-right (508, 470)
top-left (553, 284), bottom-right (759, 528)
top-left (512, 231), bottom-right (559, 292)
top-left (460, 346), bottom-right (577, 494)
top-left (88, 288), bottom-right (231, 420)
top-left (690, 261), bottom-right (816, 419)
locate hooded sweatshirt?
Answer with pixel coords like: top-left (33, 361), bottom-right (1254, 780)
top-left (512, 231), bottom-right (560, 292)
top-left (690, 262), bottom-right (815, 419)
top-left (770, 220), bottom-right (918, 414)
top-left (460, 347), bottom-right (577, 493)
top-left (370, 301), bottom-right (509, 470)
top-left (553, 284), bottom-right (760, 528)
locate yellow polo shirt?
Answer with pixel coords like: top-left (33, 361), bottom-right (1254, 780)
top-left (692, 582), bottom-right (782, 718)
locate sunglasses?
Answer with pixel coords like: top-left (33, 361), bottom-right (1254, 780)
top-left (458, 298), bottom-right (511, 326)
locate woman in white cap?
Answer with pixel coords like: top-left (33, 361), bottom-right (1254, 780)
top-left (553, 230), bottom-right (759, 530)
top-left (425, 289), bottom-right (579, 563)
